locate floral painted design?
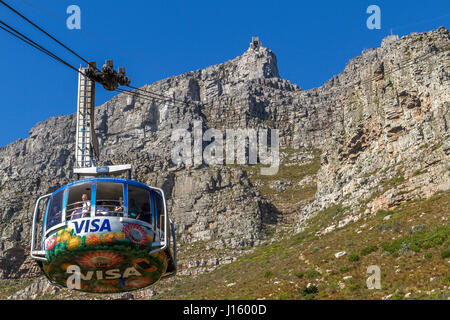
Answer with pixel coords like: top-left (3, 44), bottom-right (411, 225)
top-left (67, 236), bottom-right (82, 251)
top-left (85, 234), bottom-right (101, 246)
top-left (46, 235), bottom-right (57, 250)
top-left (114, 231), bottom-right (125, 241)
top-left (132, 258), bottom-right (158, 273)
top-left (76, 251), bottom-right (123, 268)
top-left (60, 232), bottom-right (71, 243)
top-left (125, 276), bottom-right (153, 288)
top-left (92, 284), bottom-right (120, 293)
top-left (42, 221), bottom-right (168, 293)
top-left (60, 263), bottom-right (72, 271)
top-left (100, 232), bottom-right (115, 245)
top-left (102, 279), bottom-right (120, 285)
top-left (123, 224), bottom-right (147, 245)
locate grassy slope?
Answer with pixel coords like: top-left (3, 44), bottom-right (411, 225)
top-left (244, 147), bottom-right (321, 210)
top-left (0, 279), bottom-right (34, 299)
top-left (155, 191), bottom-right (449, 300)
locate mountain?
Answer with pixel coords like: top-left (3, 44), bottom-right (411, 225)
top-left (0, 27), bottom-right (449, 299)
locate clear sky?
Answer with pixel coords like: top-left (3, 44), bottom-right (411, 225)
top-left (0, 0), bottom-right (449, 147)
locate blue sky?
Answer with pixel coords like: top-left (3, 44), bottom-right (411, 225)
top-left (0, 0), bottom-right (449, 147)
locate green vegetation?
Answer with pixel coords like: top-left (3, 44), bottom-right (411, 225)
top-left (304, 269), bottom-right (321, 279)
top-left (137, 190), bottom-right (449, 300)
top-left (412, 168), bottom-right (428, 177)
top-left (300, 284), bottom-right (319, 300)
top-left (389, 174), bottom-right (405, 187)
top-left (339, 266), bottom-right (349, 273)
top-left (242, 147), bottom-right (322, 209)
top-left (0, 279), bottom-right (34, 299)
top-left (388, 293), bottom-right (405, 300)
top-left (441, 247), bottom-right (450, 259)
top-left (381, 225), bottom-right (450, 256)
top-left (362, 168), bottom-right (380, 178)
top-left (348, 253), bottom-right (360, 262)
top-left (360, 245), bottom-right (378, 256)
top-left (431, 142), bottom-right (443, 152)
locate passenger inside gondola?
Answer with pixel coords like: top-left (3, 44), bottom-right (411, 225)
top-left (71, 203), bottom-right (85, 220)
top-left (114, 196), bottom-right (124, 216)
top-left (49, 206), bottom-right (62, 227)
top-left (96, 182), bottom-right (123, 217)
top-left (66, 183), bottom-right (92, 220)
top-left (128, 198), bottom-right (140, 219)
top-left (96, 201), bottom-right (111, 216)
top-left (47, 189), bottom-right (64, 229)
top-left (81, 193), bottom-right (91, 214)
top-left (127, 185), bottom-right (152, 223)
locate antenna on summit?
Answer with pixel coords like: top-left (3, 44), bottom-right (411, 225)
top-left (250, 36), bottom-right (261, 50)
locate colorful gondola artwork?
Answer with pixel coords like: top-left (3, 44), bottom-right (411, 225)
top-left (43, 219), bottom-right (169, 293)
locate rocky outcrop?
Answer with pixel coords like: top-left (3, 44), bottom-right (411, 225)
top-left (311, 27), bottom-right (449, 219)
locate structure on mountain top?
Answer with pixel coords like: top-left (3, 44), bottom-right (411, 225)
top-left (250, 36), bottom-right (261, 50)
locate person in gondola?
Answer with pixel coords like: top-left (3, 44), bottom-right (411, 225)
top-left (96, 201), bottom-right (110, 216)
top-left (49, 206), bottom-right (62, 227)
top-left (128, 198), bottom-right (140, 219)
top-left (81, 193), bottom-right (91, 216)
top-left (71, 203), bottom-right (83, 220)
top-left (114, 196), bottom-right (124, 216)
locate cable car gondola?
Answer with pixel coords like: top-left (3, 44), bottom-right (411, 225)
top-left (30, 61), bottom-right (176, 293)
top-left (31, 177), bottom-right (176, 293)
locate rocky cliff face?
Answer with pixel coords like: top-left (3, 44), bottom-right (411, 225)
top-left (305, 27), bottom-right (450, 233)
top-left (0, 29), bottom-right (448, 281)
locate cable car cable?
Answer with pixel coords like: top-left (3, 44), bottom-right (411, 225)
top-left (0, 0), bottom-right (93, 67)
top-left (0, 19), bottom-right (84, 75)
top-left (114, 87), bottom-right (190, 109)
top-left (19, 0), bottom-right (173, 75)
top-left (0, 23), bottom-right (56, 60)
top-left (121, 86), bottom-right (196, 107)
top-left (115, 87), bottom-right (203, 111)
top-left (126, 85), bottom-right (194, 106)
top-left (0, 21), bottom-right (161, 105)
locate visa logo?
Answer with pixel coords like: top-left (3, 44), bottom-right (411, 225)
top-left (72, 218), bottom-right (111, 234)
